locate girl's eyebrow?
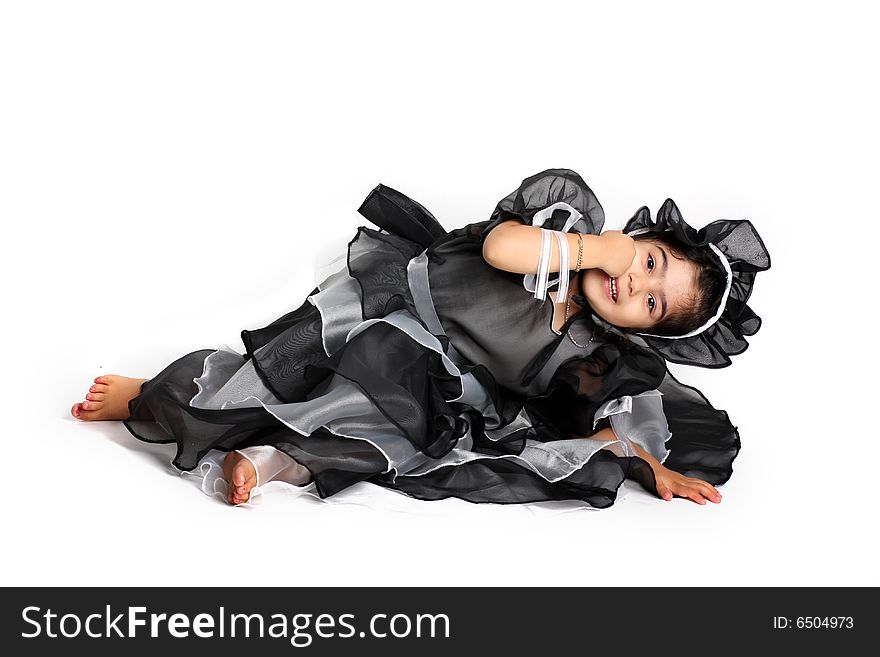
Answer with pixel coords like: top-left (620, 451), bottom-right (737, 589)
top-left (656, 246), bottom-right (669, 318)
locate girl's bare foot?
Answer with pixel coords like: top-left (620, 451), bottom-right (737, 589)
top-left (223, 451), bottom-right (257, 505)
top-left (71, 375), bottom-right (149, 421)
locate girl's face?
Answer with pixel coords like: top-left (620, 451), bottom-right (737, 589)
top-left (579, 238), bottom-right (699, 331)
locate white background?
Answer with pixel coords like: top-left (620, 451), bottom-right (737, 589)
top-left (2, 0), bottom-right (877, 587)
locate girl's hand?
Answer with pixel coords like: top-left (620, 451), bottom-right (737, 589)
top-left (597, 230), bottom-right (636, 278)
top-left (653, 464), bottom-right (723, 505)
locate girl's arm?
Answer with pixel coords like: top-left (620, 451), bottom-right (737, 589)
top-left (482, 220), bottom-right (635, 277)
top-left (585, 427), bottom-right (722, 505)
top-left (481, 220), bottom-right (603, 274)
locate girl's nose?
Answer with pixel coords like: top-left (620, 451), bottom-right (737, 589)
top-left (627, 272), bottom-right (640, 296)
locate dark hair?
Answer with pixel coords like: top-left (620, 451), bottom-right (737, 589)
top-left (625, 231), bottom-right (727, 338)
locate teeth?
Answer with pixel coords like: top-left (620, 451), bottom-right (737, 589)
top-left (610, 277), bottom-right (617, 301)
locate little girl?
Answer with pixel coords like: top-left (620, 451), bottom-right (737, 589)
top-left (70, 168), bottom-right (771, 509)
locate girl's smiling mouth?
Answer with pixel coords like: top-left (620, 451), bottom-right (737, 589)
top-left (606, 274), bottom-right (617, 303)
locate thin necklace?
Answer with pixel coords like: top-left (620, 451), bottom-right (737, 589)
top-left (563, 277), bottom-right (594, 349)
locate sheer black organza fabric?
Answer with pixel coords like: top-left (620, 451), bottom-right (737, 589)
top-left (123, 169), bottom-right (745, 506)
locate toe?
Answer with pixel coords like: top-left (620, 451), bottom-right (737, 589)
top-left (78, 408), bottom-right (100, 421)
top-left (85, 392), bottom-right (106, 401)
top-left (227, 482), bottom-right (249, 505)
top-left (238, 478), bottom-right (256, 497)
top-left (90, 384), bottom-right (110, 394)
top-left (232, 463), bottom-right (256, 489)
top-left (82, 399), bottom-right (104, 411)
top-left (71, 403), bottom-right (82, 419)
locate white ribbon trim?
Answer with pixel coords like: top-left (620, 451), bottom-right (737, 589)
top-left (523, 201), bottom-right (584, 301)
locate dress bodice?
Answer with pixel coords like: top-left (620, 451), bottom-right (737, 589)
top-left (422, 220), bottom-right (598, 397)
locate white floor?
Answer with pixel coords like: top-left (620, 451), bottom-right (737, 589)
top-left (3, 1), bottom-right (878, 587)
top-left (8, 341), bottom-right (875, 587)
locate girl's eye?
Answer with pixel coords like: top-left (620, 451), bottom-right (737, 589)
top-left (647, 254), bottom-right (655, 271)
top-left (648, 294), bottom-right (656, 313)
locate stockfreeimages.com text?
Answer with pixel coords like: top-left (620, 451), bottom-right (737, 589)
top-left (21, 605), bottom-right (451, 646)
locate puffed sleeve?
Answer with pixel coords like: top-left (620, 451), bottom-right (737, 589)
top-left (581, 344), bottom-right (743, 490)
top-left (530, 343), bottom-right (742, 497)
top-left (654, 369), bottom-right (741, 486)
top-left (525, 339), bottom-right (669, 444)
top-left (479, 167), bottom-right (606, 239)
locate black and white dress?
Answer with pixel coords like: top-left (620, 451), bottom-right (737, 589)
top-left (122, 169), bottom-right (742, 510)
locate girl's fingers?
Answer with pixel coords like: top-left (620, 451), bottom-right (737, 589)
top-left (680, 476), bottom-right (721, 503)
top-left (674, 484), bottom-right (698, 504)
top-left (694, 481), bottom-right (721, 502)
top-left (691, 487), bottom-right (714, 505)
top-left (675, 482), bottom-right (708, 505)
top-left (659, 476), bottom-right (719, 505)
top-left (682, 487), bottom-right (706, 505)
